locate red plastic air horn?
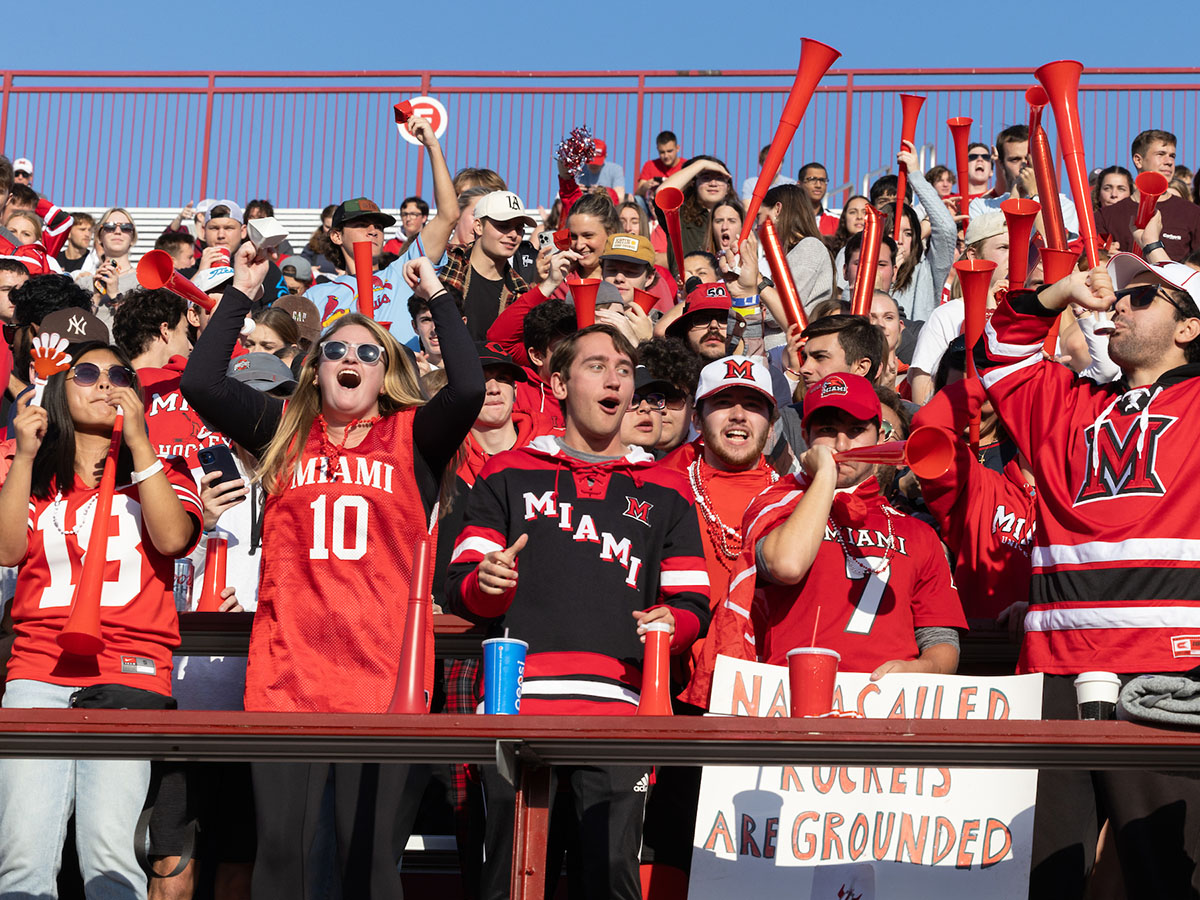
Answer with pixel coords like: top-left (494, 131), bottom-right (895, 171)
top-left (389, 535), bottom-right (434, 714)
top-left (740, 38), bottom-right (842, 244)
top-left (58, 408), bottom-right (125, 655)
top-left (136, 250), bottom-right (216, 311)
top-left (834, 425), bottom-right (954, 479)
top-left (195, 536), bottom-right (228, 613)
top-left (1135, 172), bottom-right (1170, 230)
top-left (637, 622), bottom-right (673, 716)
top-left (948, 117), bottom-right (974, 226)
top-left (1000, 198), bottom-right (1041, 292)
top-left (654, 186), bottom-right (687, 289)
top-left (851, 205), bottom-right (884, 318)
top-left (758, 218), bottom-right (808, 332)
top-left (353, 241), bottom-right (375, 318)
top-left (1026, 85), bottom-right (1067, 251)
top-left (1039, 247), bottom-right (1080, 354)
top-left (1035, 60), bottom-right (1099, 269)
top-left (954, 259), bottom-right (997, 455)
top-left (571, 279), bottom-right (601, 329)
top-left (893, 94), bottom-right (926, 241)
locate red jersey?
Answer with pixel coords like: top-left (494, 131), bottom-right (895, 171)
top-left (979, 288), bottom-right (1200, 674)
top-left (659, 439), bottom-right (779, 675)
top-left (245, 409), bottom-right (435, 713)
top-left (683, 476), bottom-right (965, 708)
top-left (140, 356), bottom-right (233, 470)
top-left (7, 459), bottom-right (203, 695)
top-left (912, 379), bottom-right (1036, 619)
top-left (638, 157), bottom-right (685, 183)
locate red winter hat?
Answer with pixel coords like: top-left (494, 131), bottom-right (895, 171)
top-left (665, 282), bottom-right (732, 339)
top-left (590, 139), bottom-right (607, 166)
top-left (801, 373), bottom-right (881, 431)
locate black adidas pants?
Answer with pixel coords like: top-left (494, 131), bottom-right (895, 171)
top-left (479, 764), bottom-right (647, 900)
top-left (1030, 673), bottom-right (1200, 899)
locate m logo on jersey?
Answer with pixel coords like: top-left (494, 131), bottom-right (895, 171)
top-left (1075, 414), bottom-right (1175, 504)
top-left (724, 359), bottom-right (754, 381)
top-left (821, 375), bottom-right (848, 397)
top-left (623, 496), bottom-right (653, 526)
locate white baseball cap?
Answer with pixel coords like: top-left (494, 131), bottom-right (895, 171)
top-left (196, 198), bottom-right (244, 224)
top-left (472, 191), bottom-right (536, 228)
top-left (12, 158), bottom-right (32, 175)
top-left (964, 211), bottom-right (1006, 246)
top-left (695, 356), bottom-right (775, 407)
top-left (191, 265), bottom-right (235, 296)
top-left (1108, 252), bottom-right (1200, 311)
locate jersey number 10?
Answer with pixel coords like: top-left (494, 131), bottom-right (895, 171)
top-left (309, 495), bottom-right (369, 561)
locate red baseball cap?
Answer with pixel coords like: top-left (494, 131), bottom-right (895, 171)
top-left (801, 373), bottom-right (881, 431)
top-left (590, 139), bottom-right (607, 166)
top-left (665, 282), bottom-right (732, 339)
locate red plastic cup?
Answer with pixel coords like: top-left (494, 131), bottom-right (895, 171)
top-left (631, 288), bottom-right (657, 314)
top-left (787, 647), bottom-right (840, 717)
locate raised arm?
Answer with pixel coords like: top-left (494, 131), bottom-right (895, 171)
top-left (902, 144), bottom-right (957, 292)
top-left (407, 258), bottom-right (485, 473)
top-left (179, 244), bottom-right (283, 456)
top-left (758, 446), bottom-right (837, 584)
top-left (409, 114), bottom-right (460, 262)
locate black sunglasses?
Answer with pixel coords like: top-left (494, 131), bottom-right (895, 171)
top-left (100, 222), bottom-right (135, 234)
top-left (1116, 284), bottom-right (1195, 316)
top-left (629, 392), bottom-right (666, 411)
top-left (69, 362), bottom-right (135, 388)
top-left (967, 152), bottom-right (991, 162)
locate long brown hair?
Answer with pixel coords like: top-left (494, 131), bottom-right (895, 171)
top-left (763, 183), bottom-right (823, 252)
top-left (257, 314), bottom-right (426, 494)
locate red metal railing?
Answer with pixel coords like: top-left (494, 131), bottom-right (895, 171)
top-left (3, 68), bottom-right (1198, 210)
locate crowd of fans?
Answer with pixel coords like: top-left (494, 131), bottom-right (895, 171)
top-left (0, 114), bottom-right (1198, 900)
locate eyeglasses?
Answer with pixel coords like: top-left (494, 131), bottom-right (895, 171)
top-left (967, 152), bottom-right (991, 162)
top-left (803, 176), bottom-right (829, 185)
top-left (880, 419), bottom-right (897, 441)
top-left (69, 362), bottom-right (135, 388)
top-left (100, 222), bottom-right (135, 234)
top-left (663, 391), bottom-right (688, 410)
top-left (1116, 284), bottom-right (1196, 316)
top-left (2, 322), bottom-right (25, 345)
top-left (400, 211), bottom-right (424, 219)
top-left (320, 340), bottom-right (385, 365)
top-left (629, 392), bottom-right (666, 411)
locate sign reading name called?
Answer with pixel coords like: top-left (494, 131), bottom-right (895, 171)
top-left (689, 656), bottom-right (1043, 900)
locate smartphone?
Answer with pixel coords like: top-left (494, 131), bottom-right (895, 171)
top-left (198, 444), bottom-right (241, 487)
top-left (537, 230), bottom-right (555, 250)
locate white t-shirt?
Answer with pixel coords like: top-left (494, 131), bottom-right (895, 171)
top-left (970, 191), bottom-right (1080, 237)
top-left (910, 299), bottom-right (965, 376)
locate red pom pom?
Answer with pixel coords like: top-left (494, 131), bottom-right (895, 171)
top-left (556, 126), bottom-right (596, 176)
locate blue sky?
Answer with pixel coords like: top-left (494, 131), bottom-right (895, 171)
top-left (33, 1), bottom-right (1200, 72)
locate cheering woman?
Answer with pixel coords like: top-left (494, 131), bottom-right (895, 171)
top-left (0, 342), bottom-right (203, 899)
top-left (181, 244), bottom-right (484, 899)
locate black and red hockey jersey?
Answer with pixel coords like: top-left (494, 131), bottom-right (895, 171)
top-left (444, 435), bottom-right (711, 714)
top-left (977, 288), bottom-right (1200, 674)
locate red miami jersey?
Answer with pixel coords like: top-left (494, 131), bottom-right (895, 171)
top-left (683, 476), bottom-right (965, 708)
top-left (7, 459), bottom-right (203, 696)
top-left (978, 289), bottom-right (1200, 674)
top-left (140, 356), bottom-right (233, 469)
top-left (245, 409), bottom-right (435, 713)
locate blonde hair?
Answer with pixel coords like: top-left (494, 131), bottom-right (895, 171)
top-left (97, 207), bottom-right (138, 244)
top-left (7, 209), bottom-right (42, 240)
top-left (257, 313), bottom-right (426, 494)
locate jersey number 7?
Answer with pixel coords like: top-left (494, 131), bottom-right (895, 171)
top-left (843, 555), bottom-right (891, 635)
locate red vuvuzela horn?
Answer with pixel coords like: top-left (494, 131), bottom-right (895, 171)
top-left (1039, 246), bottom-right (1080, 354)
top-left (1026, 85), bottom-right (1047, 134)
top-left (740, 38), bottom-right (842, 244)
top-left (1135, 172), bottom-right (1169, 230)
top-left (389, 535), bottom-right (434, 714)
top-left (655, 186), bottom-right (687, 288)
top-left (637, 622), bottom-right (673, 716)
top-left (571, 279), bottom-right (601, 329)
top-left (948, 117), bottom-right (974, 225)
top-left (758, 218), bottom-right (808, 332)
top-left (893, 94), bottom-right (926, 241)
top-left (353, 241), bottom-right (375, 318)
top-left (954, 259), bottom-right (997, 455)
top-left (1029, 123), bottom-right (1068, 251)
top-left (834, 425), bottom-right (954, 479)
top-left (1035, 60), bottom-right (1099, 269)
top-left (195, 536), bottom-right (228, 612)
top-left (851, 205), bottom-right (884, 318)
top-left (1000, 198), bottom-right (1041, 292)
top-left (136, 250), bottom-right (215, 311)
top-left (631, 288), bottom-right (657, 315)
top-left (58, 409), bottom-right (125, 655)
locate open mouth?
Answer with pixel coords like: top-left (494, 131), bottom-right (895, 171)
top-left (724, 428), bottom-right (750, 444)
top-left (336, 369), bottom-right (361, 389)
top-left (599, 397), bottom-right (622, 413)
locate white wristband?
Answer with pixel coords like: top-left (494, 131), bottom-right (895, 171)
top-left (130, 459), bottom-right (164, 484)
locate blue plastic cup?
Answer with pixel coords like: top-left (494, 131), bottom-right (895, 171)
top-left (482, 637), bottom-right (528, 714)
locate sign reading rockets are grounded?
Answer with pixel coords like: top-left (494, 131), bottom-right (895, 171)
top-left (689, 657), bottom-right (1043, 900)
